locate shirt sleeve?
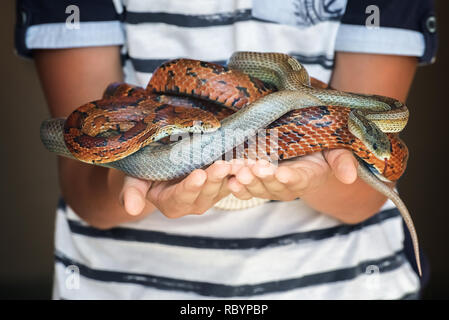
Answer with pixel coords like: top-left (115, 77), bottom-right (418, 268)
top-left (335, 0), bottom-right (438, 64)
top-left (15, 0), bottom-right (125, 58)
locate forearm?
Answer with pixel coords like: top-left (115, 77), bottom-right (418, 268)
top-left (300, 171), bottom-right (391, 223)
top-left (35, 47), bottom-right (156, 228)
top-left (58, 158), bottom-right (155, 228)
top-left (301, 52), bottom-right (417, 223)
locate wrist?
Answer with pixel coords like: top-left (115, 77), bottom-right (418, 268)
top-left (59, 158), bottom-right (154, 229)
top-left (300, 174), bottom-right (388, 224)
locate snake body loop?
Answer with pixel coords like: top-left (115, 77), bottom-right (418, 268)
top-left (40, 52), bottom-right (420, 276)
top-left (228, 52), bottom-right (409, 160)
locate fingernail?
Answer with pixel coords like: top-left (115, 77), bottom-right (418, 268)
top-left (276, 172), bottom-right (289, 184)
top-left (190, 170), bottom-right (207, 187)
top-left (239, 170), bottom-right (253, 185)
top-left (256, 165), bottom-right (275, 177)
top-left (231, 159), bottom-right (244, 165)
top-left (195, 178), bottom-right (206, 187)
top-left (338, 162), bottom-right (356, 184)
top-left (125, 188), bottom-right (144, 216)
top-left (214, 160), bottom-right (225, 166)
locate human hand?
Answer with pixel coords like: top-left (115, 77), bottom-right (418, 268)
top-left (227, 149), bottom-right (358, 201)
top-left (119, 161), bottom-right (232, 218)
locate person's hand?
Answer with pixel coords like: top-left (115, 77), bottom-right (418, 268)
top-left (227, 149), bottom-right (358, 201)
top-left (119, 161), bottom-right (232, 218)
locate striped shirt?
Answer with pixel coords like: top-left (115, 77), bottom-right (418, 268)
top-left (16, 0), bottom-right (437, 299)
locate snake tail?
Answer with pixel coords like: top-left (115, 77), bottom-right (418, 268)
top-left (357, 160), bottom-right (422, 277)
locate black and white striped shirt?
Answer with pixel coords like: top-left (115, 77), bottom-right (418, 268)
top-left (16, 0), bottom-right (436, 299)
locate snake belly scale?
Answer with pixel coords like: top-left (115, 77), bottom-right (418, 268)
top-left (40, 52), bottom-right (421, 276)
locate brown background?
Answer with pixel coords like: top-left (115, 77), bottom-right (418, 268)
top-left (0, 1), bottom-right (448, 299)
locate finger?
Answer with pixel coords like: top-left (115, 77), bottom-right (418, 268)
top-left (275, 165), bottom-right (312, 193)
top-left (145, 170), bottom-right (207, 218)
top-left (173, 169), bottom-right (208, 205)
top-left (197, 160), bottom-right (231, 200)
top-left (227, 176), bottom-right (254, 200)
top-left (120, 176), bottom-right (151, 216)
top-left (251, 160), bottom-right (287, 197)
top-left (234, 165), bottom-right (270, 198)
top-left (229, 158), bottom-right (255, 175)
top-left (324, 149), bottom-right (358, 184)
top-left (215, 179), bottom-right (232, 200)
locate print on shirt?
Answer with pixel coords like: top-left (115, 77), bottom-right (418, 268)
top-left (252, 0), bottom-right (347, 27)
top-left (293, 0), bottom-right (346, 26)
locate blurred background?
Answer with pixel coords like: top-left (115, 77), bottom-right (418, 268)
top-left (0, 1), bottom-right (448, 299)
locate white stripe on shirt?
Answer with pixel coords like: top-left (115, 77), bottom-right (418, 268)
top-left (125, 0), bottom-right (253, 15)
top-left (26, 21), bottom-right (125, 50)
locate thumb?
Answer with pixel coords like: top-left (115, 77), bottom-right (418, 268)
top-left (120, 176), bottom-right (151, 216)
top-left (324, 149), bottom-right (358, 184)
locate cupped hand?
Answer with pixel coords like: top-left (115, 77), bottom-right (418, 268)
top-left (227, 149), bottom-right (359, 201)
top-left (119, 160), bottom-right (232, 218)
top-left (119, 149), bottom-right (358, 217)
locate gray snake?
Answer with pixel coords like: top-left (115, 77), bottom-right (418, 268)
top-left (40, 51), bottom-right (421, 276)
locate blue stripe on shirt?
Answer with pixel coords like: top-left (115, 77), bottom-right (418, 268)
top-left (61, 206), bottom-right (400, 249)
top-left (54, 248), bottom-right (408, 297)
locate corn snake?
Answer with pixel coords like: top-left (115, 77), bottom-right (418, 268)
top-left (40, 52), bottom-right (420, 276)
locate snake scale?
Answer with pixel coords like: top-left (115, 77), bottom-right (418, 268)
top-left (40, 52), bottom-right (421, 276)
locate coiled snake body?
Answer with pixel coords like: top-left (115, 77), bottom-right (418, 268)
top-left (40, 52), bottom-right (421, 276)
